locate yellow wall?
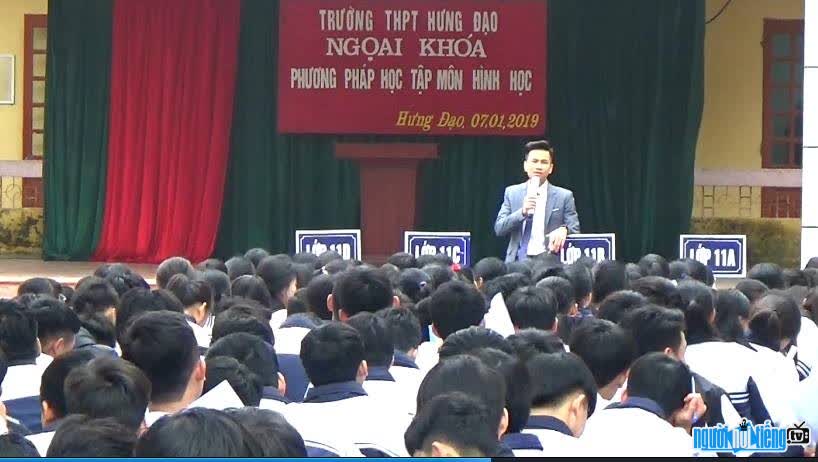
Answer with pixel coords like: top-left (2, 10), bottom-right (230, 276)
top-left (696, 0), bottom-right (804, 170)
top-left (0, 0), bottom-right (48, 160)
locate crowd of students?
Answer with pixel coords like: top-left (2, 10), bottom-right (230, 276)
top-left (0, 248), bottom-right (817, 457)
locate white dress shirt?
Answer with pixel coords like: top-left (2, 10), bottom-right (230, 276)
top-left (527, 180), bottom-right (550, 256)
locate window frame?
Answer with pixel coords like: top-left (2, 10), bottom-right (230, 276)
top-left (23, 14), bottom-right (47, 160)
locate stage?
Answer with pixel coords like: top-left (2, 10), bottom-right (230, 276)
top-left (0, 259), bottom-right (158, 298)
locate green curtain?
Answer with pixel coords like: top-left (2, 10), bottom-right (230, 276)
top-left (43, 0), bottom-right (112, 260)
top-left (420, 0), bottom-right (705, 263)
top-left (215, 0), bottom-right (359, 258)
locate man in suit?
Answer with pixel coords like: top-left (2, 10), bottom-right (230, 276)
top-left (494, 140), bottom-right (581, 263)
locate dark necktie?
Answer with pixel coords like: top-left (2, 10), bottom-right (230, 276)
top-left (517, 215), bottom-right (533, 261)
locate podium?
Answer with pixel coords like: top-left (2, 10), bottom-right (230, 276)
top-left (335, 143), bottom-right (438, 263)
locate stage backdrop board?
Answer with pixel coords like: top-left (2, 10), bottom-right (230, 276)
top-left (278, 0), bottom-right (547, 135)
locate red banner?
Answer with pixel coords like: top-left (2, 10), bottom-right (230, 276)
top-left (277, 0), bottom-right (547, 136)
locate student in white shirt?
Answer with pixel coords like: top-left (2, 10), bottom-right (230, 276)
top-left (71, 277), bottom-right (120, 356)
top-left (45, 415), bottom-right (136, 457)
top-left (284, 322), bottom-right (408, 457)
top-left (26, 350), bottom-right (96, 454)
top-left (115, 287), bottom-right (186, 349)
top-left (206, 332), bottom-right (289, 409)
top-left (166, 273), bottom-right (215, 347)
top-left (120, 311), bottom-right (205, 427)
top-left (754, 291), bottom-right (809, 380)
top-left (377, 308), bottom-right (423, 373)
top-left (27, 298), bottom-right (81, 359)
top-left (405, 392), bottom-right (500, 457)
top-left (472, 257), bottom-right (508, 292)
top-left (0, 301), bottom-right (53, 432)
top-left (522, 352), bottom-right (598, 457)
top-left (569, 319), bottom-right (636, 414)
top-left (415, 355), bottom-right (511, 457)
top-left (505, 286), bottom-right (559, 334)
top-left (581, 353), bottom-right (703, 457)
top-left (256, 256), bottom-right (298, 323)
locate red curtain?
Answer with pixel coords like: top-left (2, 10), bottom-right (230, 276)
top-left (93, 0), bottom-right (241, 263)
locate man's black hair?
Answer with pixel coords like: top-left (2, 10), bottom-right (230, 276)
top-left (523, 139), bottom-right (554, 161)
top-left (202, 269), bottom-right (231, 304)
top-left (225, 256), bottom-right (256, 281)
top-left (536, 276), bottom-right (575, 314)
top-left (748, 263), bottom-right (786, 290)
top-left (204, 356), bottom-right (263, 406)
top-left (207, 332), bottom-right (279, 387)
top-left (212, 305), bottom-right (275, 345)
top-left (483, 273), bottom-right (531, 302)
top-left (405, 391), bottom-right (497, 457)
top-left (428, 281), bottom-right (486, 339)
top-left (638, 254), bottom-right (670, 278)
top-left (230, 276), bottom-right (275, 310)
top-left (620, 305), bottom-right (686, 357)
top-left (597, 290), bottom-right (647, 324)
top-left (507, 329), bottom-right (565, 362)
top-left (300, 322), bottom-right (365, 386)
top-left (28, 297), bottom-right (81, 343)
top-left (225, 408), bottom-right (308, 457)
top-left (388, 252), bottom-right (418, 270)
top-left (438, 326), bottom-right (514, 359)
top-left (592, 260), bottom-right (628, 304)
top-left (0, 299), bottom-right (38, 362)
top-left (332, 268), bottom-right (394, 317)
top-left (505, 286), bottom-right (558, 330)
top-left (156, 256), bottom-right (195, 289)
top-left (47, 415), bottom-right (136, 457)
top-left (473, 257), bottom-right (507, 284)
top-left (40, 349), bottom-right (97, 420)
top-left (626, 353), bottom-right (692, 418)
top-left (116, 288), bottom-right (184, 343)
top-left (346, 312), bottom-right (395, 368)
top-left (630, 276), bottom-right (683, 310)
top-left (17, 277), bottom-right (58, 298)
top-left (305, 274), bottom-right (334, 320)
top-left (244, 248), bottom-right (270, 268)
top-left (527, 352), bottom-right (597, 418)
top-left (569, 319), bottom-right (636, 389)
top-left (198, 258), bottom-right (228, 274)
top-left (398, 268), bottom-right (434, 304)
top-left (468, 348), bottom-right (532, 434)
top-left (166, 273), bottom-right (213, 309)
top-left (376, 308), bottom-right (422, 353)
top-left (257, 256), bottom-right (297, 310)
top-left (735, 278), bottom-right (770, 303)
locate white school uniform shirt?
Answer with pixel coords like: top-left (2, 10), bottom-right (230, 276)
top-left (522, 415), bottom-right (586, 457)
top-left (187, 320), bottom-right (210, 349)
top-left (526, 180), bottom-right (550, 256)
top-left (794, 371), bottom-right (818, 445)
top-left (1, 354), bottom-right (52, 401)
top-left (26, 431), bottom-right (54, 456)
top-left (746, 342), bottom-right (800, 427)
top-left (795, 317), bottom-right (818, 376)
top-left (272, 326), bottom-right (311, 355)
top-left (414, 340), bottom-right (440, 375)
top-left (282, 381), bottom-right (411, 457)
top-left (269, 309), bottom-right (288, 331)
top-left (362, 366), bottom-right (416, 416)
top-left (580, 398), bottom-right (694, 457)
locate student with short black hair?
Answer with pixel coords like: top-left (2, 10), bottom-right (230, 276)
top-left (565, 263), bottom-right (593, 312)
top-left (204, 355), bottom-right (263, 406)
top-left (198, 258), bottom-right (229, 274)
top-left (536, 276), bottom-right (576, 342)
top-left (387, 252), bottom-right (417, 270)
top-left (377, 308), bottom-right (422, 368)
top-left (244, 248), bottom-right (270, 267)
top-left (507, 329), bottom-right (565, 362)
top-left (629, 276), bottom-right (683, 310)
top-left (293, 263), bottom-right (316, 290)
top-left (226, 256), bottom-right (255, 281)
top-left (735, 278), bottom-right (770, 303)
top-left (328, 267), bottom-right (397, 320)
top-left (64, 356), bottom-right (151, 430)
top-left (405, 392), bottom-right (498, 457)
top-left (0, 300), bottom-right (52, 431)
top-left (748, 263), bottom-right (786, 290)
top-left (0, 433), bottom-right (40, 457)
top-left (421, 264), bottom-right (456, 288)
top-left (591, 260), bottom-right (628, 308)
top-left (397, 268), bottom-right (433, 304)
top-left (293, 251), bottom-right (320, 269)
top-left (305, 274), bottom-right (334, 321)
top-left (257, 256), bottom-right (298, 317)
top-left (27, 297), bottom-right (80, 358)
top-left (135, 407), bottom-right (263, 457)
top-left (71, 277), bottom-right (119, 349)
top-left (46, 415), bottom-right (136, 457)
top-left (569, 320), bottom-right (636, 413)
top-left (115, 288), bottom-right (184, 344)
top-left (438, 326), bottom-right (514, 359)
top-left (597, 290), bottom-right (647, 325)
top-left (120, 311), bottom-right (205, 426)
top-left (482, 273), bottom-right (531, 303)
top-left (17, 277), bottom-right (58, 298)
top-left (286, 322), bottom-right (409, 456)
top-left (156, 256), bottom-right (195, 289)
top-left (505, 286), bottom-right (558, 332)
top-left (523, 352), bottom-right (596, 455)
top-left (683, 258), bottom-right (714, 286)
top-left (473, 257), bottom-right (507, 291)
top-left (206, 332), bottom-right (289, 407)
top-left (427, 281), bottom-right (486, 340)
top-left (580, 353), bottom-right (699, 456)
top-left (638, 254), bottom-right (670, 278)
top-left (211, 305), bottom-right (275, 345)
top-left (167, 273), bottom-right (215, 347)
top-left (101, 263), bottom-right (150, 297)
top-left (226, 408), bottom-right (308, 457)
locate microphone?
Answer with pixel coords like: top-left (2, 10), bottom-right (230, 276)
top-left (526, 177), bottom-right (541, 198)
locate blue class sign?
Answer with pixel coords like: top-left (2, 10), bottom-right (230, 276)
top-left (295, 229), bottom-right (361, 260)
top-left (560, 233), bottom-right (616, 264)
top-left (404, 231), bottom-right (471, 266)
top-left (679, 234), bottom-right (747, 278)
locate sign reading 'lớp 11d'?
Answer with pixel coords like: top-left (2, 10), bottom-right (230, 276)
top-left (277, 0), bottom-right (547, 136)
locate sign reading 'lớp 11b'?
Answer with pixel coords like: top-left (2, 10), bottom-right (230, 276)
top-left (278, 0), bottom-right (547, 136)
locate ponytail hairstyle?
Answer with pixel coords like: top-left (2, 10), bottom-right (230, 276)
top-left (747, 307), bottom-right (782, 352)
top-left (714, 289), bottom-right (751, 343)
top-left (677, 280), bottom-right (719, 345)
top-left (166, 273), bottom-right (214, 325)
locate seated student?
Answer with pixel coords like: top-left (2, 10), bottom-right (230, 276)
top-left (225, 256), bottom-right (255, 281)
top-left (198, 258), bottom-right (228, 274)
top-left (796, 293), bottom-right (818, 378)
top-left (565, 263), bottom-right (594, 317)
top-left (70, 277), bottom-right (120, 352)
top-left (115, 288), bottom-right (184, 344)
top-left (99, 263), bottom-right (150, 297)
top-left (244, 248), bottom-right (270, 268)
top-left (17, 278), bottom-right (59, 299)
top-left (27, 350), bottom-right (96, 454)
top-left (473, 257), bottom-right (507, 292)
top-left (507, 329), bottom-right (565, 362)
top-left (64, 356), bottom-right (151, 431)
top-left (580, 353), bottom-right (701, 457)
top-left (166, 273), bottom-right (215, 349)
top-left (46, 416), bottom-right (136, 458)
top-left (416, 355), bottom-right (509, 456)
top-left (569, 319), bottom-right (636, 413)
top-left (204, 356), bottom-right (263, 406)
top-left (27, 297), bottom-right (80, 358)
top-left (207, 332), bottom-right (288, 409)
top-left (257, 256), bottom-right (298, 326)
top-left (735, 278), bottom-right (770, 303)
top-left (405, 392), bottom-right (499, 457)
top-left (0, 300), bottom-right (53, 431)
top-left (386, 252), bottom-right (416, 270)
top-left (120, 311), bottom-right (205, 426)
top-left (638, 254), bottom-right (670, 279)
top-left (590, 260), bottom-right (628, 312)
top-left (231, 275), bottom-right (275, 313)
top-left (134, 408), bottom-right (263, 457)
top-left (202, 269), bottom-right (231, 304)
top-left (226, 407), bottom-right (308, 457)
top-left (155, 256), bottom-right (195, 289)
top-left (275, 289), bottom-right (323, 357)
top-left (327, 268), bottom-right (398, 321)
top-left (536, 276), bottom-right (577, 342)
top-left (620, 305), bottom-right (740, 429)
top-left (377, 308), bottom-right (424, 395)
top-left (482, 273), bottom-right (531, 305)
top-left (438, 326), bottom-right (514, 359)
top-left (417, 281), bottom-right (487, 372)
top-left (748, 263), bottom-right (786, 290)
top-left (677, 281), bottom-right (774, 425)
top-left (714, 289), bottom-right (751, 343)
top-left (596, 290), bottom-right (647, 325)
top-left (284, 322), bottom-right (409, 456)
top-left (0, 433), bottom-right (40, 457)
top-left (682, 258), bottom-right (715, 287)
top-left (505, 286), bottom-right (559, 333)
top-left (211, 305), bottom-right (274, 345)
top-left (305, 274), bottom-right (334, 322)
top-left (629, 276), bottom-right (683, 310)
top-left (757, 290), bottom-right (813, 379)
top-left (397, 269), bottom-right (434, 305)
top-left (523, 352), bottom-right (597, 456)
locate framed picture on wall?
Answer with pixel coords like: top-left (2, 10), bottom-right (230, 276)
top-left (0, 55), bottom-right (14, 105)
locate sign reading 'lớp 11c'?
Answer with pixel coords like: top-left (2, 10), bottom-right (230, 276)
top-left (277, 0), bottom-right (547, 136)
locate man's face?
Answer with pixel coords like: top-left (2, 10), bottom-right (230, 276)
top-left (524, 149), bottom-right (553, 181)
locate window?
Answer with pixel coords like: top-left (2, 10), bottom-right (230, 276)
top-left (761, 19), bottom-right (804, 169)
top-left (23, 14), bottom-right (47, 160)
top-left (761, 187), bottom-right (801, 219)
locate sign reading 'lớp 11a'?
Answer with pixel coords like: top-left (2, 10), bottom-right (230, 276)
top-left (277, 0), bottom-right (547, 136)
